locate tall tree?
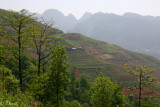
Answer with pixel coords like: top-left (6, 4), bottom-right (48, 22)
top-left (124, 64), bottom-right (156, 107)
top-left (0, 9), bottom-right (36, 90)
top-left (29, 19), bottom-right (58, 76)
top-left (43, 45), bottom-right (70, 106)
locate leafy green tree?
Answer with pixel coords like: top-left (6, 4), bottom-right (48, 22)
top-left (68, 72), bottom-right (91, 105)
top-left (0, 88), bottom-right (37, 106)
top-left (70, 70), bottom-right (76, 86)
top-left (62, 100), bottom-right (81, 107)
top-left (124, 64), bottom-right (156, 107)
top-left (67, 70), bottom-right (77, 101)
top-left (43, 45), bottom-right (70, 106)
top-left (28, 73), bottom-right (48, 103)
top-left (111, 84), bottom-right (126, 107)
top-left (80, 74), bottom-right (90, 90)
top-left (0, 9), bottom-right (36, 90)
top-left (0, 66), bottom-right (36, 106)
top-left (91, 72), bottom-right (126, 107)
top-left (79, 74), bottom-right (91, 104)
top-left (73, 80), bottom-right (81, 101)
top-left (91, 73), bottom-right (114, 107)
top-left (0, 65), bottom-right (19, 93)
top-left (0, 44), bottom-right (4, 65)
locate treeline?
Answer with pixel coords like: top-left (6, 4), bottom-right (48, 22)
top-left (0, 9), bottom-right (160, 107)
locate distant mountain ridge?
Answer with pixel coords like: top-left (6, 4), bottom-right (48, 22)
top-left (11, 9), bottom-right (160, 59)
top-left (71, 12), bottom-right (160, 59)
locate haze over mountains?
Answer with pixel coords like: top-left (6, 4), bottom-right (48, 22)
top-left (29, 9), bottom-right (160, 59)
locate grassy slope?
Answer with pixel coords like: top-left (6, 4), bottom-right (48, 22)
top-left (61, 33), bottom-right (160, 88)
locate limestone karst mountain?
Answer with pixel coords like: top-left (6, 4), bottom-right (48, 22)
top-left (33, 9), bottom-right (160, 59)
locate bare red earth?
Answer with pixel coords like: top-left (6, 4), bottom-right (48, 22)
top-left (122, 87), bottom-right (160, 97)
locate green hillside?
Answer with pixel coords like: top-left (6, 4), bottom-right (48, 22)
top-left (61, 33), bottom-right (160, 86)
top-left (1, 9), bottom-right (160, 106)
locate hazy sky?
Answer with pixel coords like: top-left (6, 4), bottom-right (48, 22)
top-left (0, 0), bottom-right (160, 19)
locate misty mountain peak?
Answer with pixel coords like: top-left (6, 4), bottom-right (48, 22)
top-left (79, 12), bottom-right (92, 22)
top-left (123, 12), bottom-right (142, 18)
top-left (83, 12), bottom-right (92, 17)
top-left (43, 9), bottom-right (64, 17)
top-left (67, 13), bottom-right (77, 21)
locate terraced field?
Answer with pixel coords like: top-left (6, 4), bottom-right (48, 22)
top-left (61, 33), bottom-right (160, 90)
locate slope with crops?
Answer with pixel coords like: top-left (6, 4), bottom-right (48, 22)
top-left (61, 33), bottom-right (160, 87)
